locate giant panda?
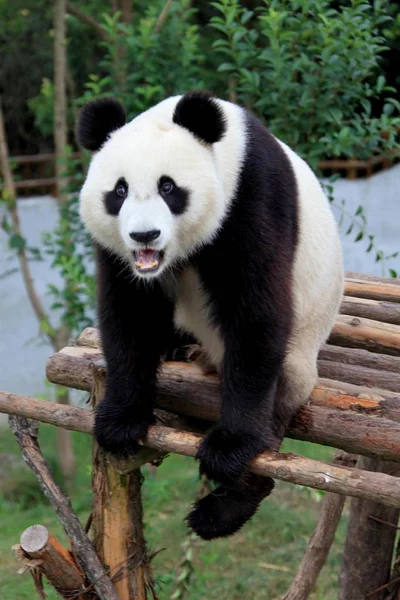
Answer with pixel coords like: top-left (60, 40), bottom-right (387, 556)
top-left (78, 91), bottom-right (344, 540)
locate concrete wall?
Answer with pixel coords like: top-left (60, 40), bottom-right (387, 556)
top-left (0, 164), bottom-right (399, 398)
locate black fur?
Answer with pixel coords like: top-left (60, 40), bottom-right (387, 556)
top-left (158, 175), bottom-right (189, 215)
top-left (104, 177), bottom-right (128, 216)
top-left (173, 91), bottom-right (226, 144)
top-left (93, 245), bottom-right (174, 457)
top-left (78, 97), bottom-right (126, 151)
top-left (92, 106), bottom-right (299, 539)
top-left (187, 474), bottom-right (274, 540)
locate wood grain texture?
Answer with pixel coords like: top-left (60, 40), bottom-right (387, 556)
top-left (340, 296), bottom-right (400, 326)
top-left (329, 315), bottom-right (400, 355)
top-left (338, 458), bottom-right (400, 600)
top-left (91, 377), bottom-right (149, 600)
top-left (344, 278), bottom-right (400, 303)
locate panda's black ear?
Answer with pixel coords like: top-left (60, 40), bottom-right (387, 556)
top-left (77, 97), bottom-right (126, 151)
top-left (173, 91), bottom-right (226, 144)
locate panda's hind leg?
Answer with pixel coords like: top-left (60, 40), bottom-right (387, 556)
top-left (187, 473), bottom-right (275, 540)
top-left (273, 344), bottom-right (319, 447)
top-left (187, 348), bottom-right (318, 540)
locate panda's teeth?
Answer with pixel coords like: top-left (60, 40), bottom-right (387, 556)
top-left (134, 249), bottom-right (161, 272)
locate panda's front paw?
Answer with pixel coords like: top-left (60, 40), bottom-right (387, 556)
top-left (94, 400), bottom-right (154, 457)
top-left (196, 426), bottom-right (266, 485)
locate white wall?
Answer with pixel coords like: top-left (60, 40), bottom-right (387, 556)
top-left (0, 165), bottom-right (399, 398)
top-left (329, 163), bottom-right (400, 276)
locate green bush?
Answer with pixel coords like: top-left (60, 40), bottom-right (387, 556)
top-left (210, 0), bottom-right (400, 168)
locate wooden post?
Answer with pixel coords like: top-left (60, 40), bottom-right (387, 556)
top-left (91, 370), bottom-right (155, 600)
top-left (283, 452), bottom-right (356, 600)
top-left (338, 457), bottom-right (400, 600)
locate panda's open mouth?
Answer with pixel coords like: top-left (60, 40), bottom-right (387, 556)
top-left (133, 249), bottom-right (164, 273)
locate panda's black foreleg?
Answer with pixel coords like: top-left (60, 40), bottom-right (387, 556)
top-left (195, 341), bottom-right (284, 487)
top-left (93, 246), bottom-right (174, 458)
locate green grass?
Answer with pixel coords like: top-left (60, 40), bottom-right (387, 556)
top-left (0, 425), bottom-right (346, 599)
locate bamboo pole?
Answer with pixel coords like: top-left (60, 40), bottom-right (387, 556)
top-left (3, 395), bottom-right (400, 507)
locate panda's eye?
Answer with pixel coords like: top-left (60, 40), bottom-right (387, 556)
top-left (116, 182), bottom-right (128, 198)
top-left (161, 181), bottom-right (174, 195)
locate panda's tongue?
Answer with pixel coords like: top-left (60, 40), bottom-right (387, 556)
top-left (134, 249), bottom-right (160, 271)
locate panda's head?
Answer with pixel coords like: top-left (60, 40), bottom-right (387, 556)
top-left (78, 91), bottom-right (227, 279)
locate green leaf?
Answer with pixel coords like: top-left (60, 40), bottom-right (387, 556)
top-left (389, 269), bottom-right (398, 279)
top-left (9, 234), bottom-right (26, 251)
top-left (376, 74), bottom-right (385, 93)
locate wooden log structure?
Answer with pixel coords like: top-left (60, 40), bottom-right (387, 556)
top-left (2, 272), bottom-right (400, 598)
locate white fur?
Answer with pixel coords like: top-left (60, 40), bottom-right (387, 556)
top-left (173, 267), bottom-right (224, 366)
top-left (276, 140), bottom-right (344, 406)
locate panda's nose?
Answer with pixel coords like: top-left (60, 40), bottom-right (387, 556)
top-left (129, 229), bottom-right (161, 244)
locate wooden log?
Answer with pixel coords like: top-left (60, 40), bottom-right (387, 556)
top-left (344, 278), bottom-right (400, 303)
top-left (3, 394), bottom-right (400, 507)
top-left (144, 426), bottom-right (400, 507)
top-left (43, 349), bottom-right (400, 460)
top-left (317, 360), bottom-right (400, 392)
top-left (8, 416), bottom-right (119, 600)
top-left (340, 296), bottom-right (400, 326)
top-left (78, 313), bottom-right (400, 359)
top-left (329, 315), bottom-right (400, 356)
top-left (283, 452), bottom-right (355, 600)
top-left (14, 177), bottom-right (58, 190)
top-left (318, 344), bottom-right (400, 374)
top-left (82, 324), bottom-right (400, 370)
top-left (10, 152), bottom-right (81, 164)
top-left (338, 458), bottom-right (400, 600)
top-left (346, 273), bottom-right (400, 286)
top-left (90, 374), bottom-right (151, 600)
top-left (80, 326), bottom-right (400, 384)
top-left (15, 524), bottom-right (88, 599)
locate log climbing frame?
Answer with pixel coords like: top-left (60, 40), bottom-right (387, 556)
top-left (2, 272), bottom-right (400, 599)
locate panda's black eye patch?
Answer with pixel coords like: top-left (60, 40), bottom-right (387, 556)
top-left (104, 177), bottom-right (128, 216)
top-left (158, 175), bottom-right (188, 216)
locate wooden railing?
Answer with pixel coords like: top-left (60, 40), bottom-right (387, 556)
top-left (0, 151), bottom-right (397, 197)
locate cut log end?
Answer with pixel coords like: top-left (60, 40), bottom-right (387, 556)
top-left (20, 524), bottom-right (49, 554)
